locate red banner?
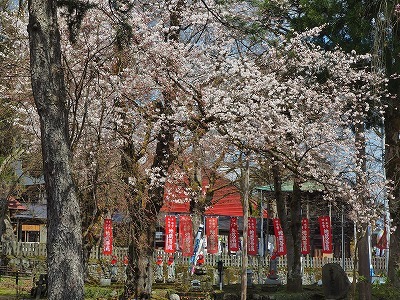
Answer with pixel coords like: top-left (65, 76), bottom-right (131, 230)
top-left (165, 215), bottom-right (177, 253)
top-left (229, 217), bottom-right (239, 252)
top-left (103, 218), bottom-right (113, 255)
top-left (206, 217), bottom-right (219, 254)
top-left (319, 216), bottom-right (333, 253)
top-left (179, 215), bottom-right (193, 257)
top-left (301, 218), bottom-right (311, 255)
top-left (273, 218), bottom-right (287, 256)
top-left (377, 227), bottom-right (388, 250)
top-left (247, 217), bottom-right (258, 255)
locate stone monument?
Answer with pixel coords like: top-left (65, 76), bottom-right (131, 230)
top-left (265, 252), bottom-right (281, 285)
top-left (155, 255), bottom-right (164, 283)
top-left (167, 255), bottom-right (176, 283)
top-left (322, 263), bottom-right (351, 300)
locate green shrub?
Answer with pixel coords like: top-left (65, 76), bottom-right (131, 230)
top-left (372, 282), bottom-right (400, 300)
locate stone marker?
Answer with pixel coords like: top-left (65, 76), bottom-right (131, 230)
top-left (265, 252), bottom-right (281, 285)
top-left (191, 279), bottom-right (201, 290)
top-left (169, 293), bottom-right (180, 300)
top-left (322, 263), bottom-right (351, 300)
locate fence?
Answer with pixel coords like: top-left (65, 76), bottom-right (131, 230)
top-left (1, 242), bottom-right (387, 276)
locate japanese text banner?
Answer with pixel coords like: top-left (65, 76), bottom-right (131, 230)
top-left (103, 218), bottom-right (113, 255)
top-left (179, 215), bottom-right (193, 257)
top-left (301, 218), bottom-right (311, 255)
top-left (229, 217), bottom-right (239, 252)
top-left (165, 215), bottom-right (177, 253)
top-left (273, 218), bottom-right (287, 256)
top-left (247, 217), bottom-right (258, 256)
top-left (318, 216), bottom-right (333, 253)
top-left (206, 217), bottom-right (219, 254)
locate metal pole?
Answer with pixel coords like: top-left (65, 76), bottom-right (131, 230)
top-left (265, 197), bottom-right (270, 255)
top-left (368, 225), bottom-right (373, 278)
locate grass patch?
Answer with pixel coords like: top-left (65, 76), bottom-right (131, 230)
top-left (0, 275), bottom-right (32, 297)
top-left (84, 285), bottom-right (122, 300)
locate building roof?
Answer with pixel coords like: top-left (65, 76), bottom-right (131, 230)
top-left (161, 178), bottom-right (267, 217)
top-left (13, 203), bottom-right (47, 220)
top-left (14, 160), bottom-right (45, 186)
top-left (8, 197), bottom-right (27, 210)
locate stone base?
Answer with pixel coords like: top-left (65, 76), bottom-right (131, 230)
top-left (264, 278), bottom-right (281, 285)
top-left (99, 278), bottom-right (111, 286)
top-left (194, 267), bottom-right (207, 275)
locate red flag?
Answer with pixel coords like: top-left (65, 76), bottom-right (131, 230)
top-left (103, 218), bottom-right (113, 255)
top-left (229, 217), bottom-right (239, 252)
top-left (377, 227), bottom-right (388, 250)
top-left (318, 216), bottom-right (333, 253)
top-left (247, 217), bottom-right (258, 256)
top-left (206, 217), bottom-right (219, 254)
top-left (273, 218), bottom-right (287, 256)
top-left (301, 218), bottom-right (311, 255)
top-left (179, 215), bottom-right (193, 257)
top-left (165, 215), bottom-right (177, 253)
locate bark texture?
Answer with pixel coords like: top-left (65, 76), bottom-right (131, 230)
top-left (357, 230), bottom-right (371, 300)
top-left (354, 107), bottom-right (371, 300)
top-left (121, 101), bottom-right (175, 299)
top-left (240, 159), bottom-right (250, 300)
top-left (27, 1), bottom-right (84, 299)
top-left (386, 73), bottom-right (400, 287)
top-left (273, 166), bottom-right (303, 293)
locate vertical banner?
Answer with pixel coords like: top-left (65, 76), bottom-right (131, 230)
top-left (377, 227), bottom-right (388, 250)
top-left (247, 217), bottom-right (258, 256)
top-left (273, 218), bottom-right (287, 256)
top-left (229, 217), bottom-right (239, 252)
top-left (103, 218), bottom-right (113, 255)
top-left (319, 216), bottom-right (333, 253)
top-left (165, 215), bottom-right (177, 253)
top-left (206, 217), bottom-right (219, 254)
top-left (179, 215), bottom-right (193, 257)
top-left (190, 224), bottom-right (205, 275)
top-left (301, 218), bottom-right (311, 255)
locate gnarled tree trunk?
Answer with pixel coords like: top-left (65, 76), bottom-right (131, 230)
top-left (121, 109), bottom-right (174, 299)
top-left (273, 165), bottom-right (302, 293)
top-left (27, 1), bottom-right (84, 298)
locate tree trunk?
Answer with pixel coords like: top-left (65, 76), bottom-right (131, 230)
top-left (357, 228), bottom-right (371, 300)
top-left (27, 1), bottom-right (84, 299)
top-left (286, 178), bottom-right (303, 293)
top-left (385, 76), bottom-right (400, 287)
top-left (121, 108), bottom-right (174, 299)
top-left (122, 220), bottom-right (156, 300)
top-left (0, 197), bottom-right (7, 242)
top-left (82, 241), bottom-right (92, 281)
top-left (80, 191), bottom-right (103, 281)
top-left (272, 165), bottom-right (303, 293)
top-left (241, 158), bottom-right (250, 300)
top-left (354, 105), bottom-right (371, 299)
top-left (82, 228), bottom-right (101, 282)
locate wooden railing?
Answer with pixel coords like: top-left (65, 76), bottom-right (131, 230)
top-left (1, 242), bottom-right (47, 257)
top-left (1, 242), bottom-right (388, 276)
